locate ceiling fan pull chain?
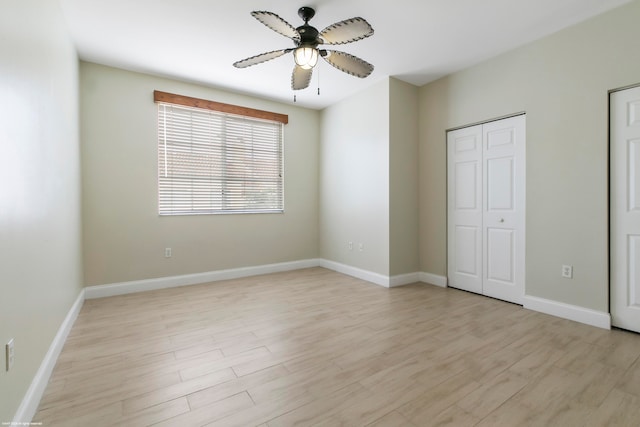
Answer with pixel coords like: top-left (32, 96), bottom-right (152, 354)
top-left (317, 65), bottom-right (320, 95)
top-left (294, 94), bottom-right (297, 103)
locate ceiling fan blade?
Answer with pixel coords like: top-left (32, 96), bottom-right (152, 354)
top-left (321, 50), bottom-right (374, 78)
top-left (233, 49), bottom-right (290, 68)
top-left (320, 17), bottom-right (374, 45)
top-left (292, 65), bottom-right (313, 90)
top-left (251, 11), bottom-right (300, 41)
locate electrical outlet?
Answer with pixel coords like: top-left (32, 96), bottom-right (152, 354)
top-left (165, 247), bottom-right (172, 258)
top-left (562, 265), bottom-right (573, 279)
top-left (6, 339), bottom-right (14, 372)
top-left (358, 243), bottom-right (364, 252)
top-left (348, 241), bottom-right (353, 251)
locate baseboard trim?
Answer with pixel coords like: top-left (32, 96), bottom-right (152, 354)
top-left (523, 295), bottom-right (611, 330)
top-left (13, 289), bottom-right (85, 424)
top-left (389, 273), bottom-right (421, 287)
top-left (85, 258), bottom-right (452, 297)
top-left (84, 259), bottom-right (323, 299)
top-left (419, 272), bottom-right (448, 288)
top-left (318, 259), bottom-right (391, 287)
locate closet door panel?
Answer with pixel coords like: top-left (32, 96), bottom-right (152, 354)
top-left (482, 115), bottom-right (525, 304)
top-left (447, 125), bottom-right (483, 294)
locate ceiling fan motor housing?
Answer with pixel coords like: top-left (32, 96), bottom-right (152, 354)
top-left (296, 8), bottom-right (320, 48)
top-left (296, 24), bottom-right (320, 47)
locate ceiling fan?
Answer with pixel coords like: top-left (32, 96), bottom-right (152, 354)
top-left (233, 7), bottom-right (374, 91)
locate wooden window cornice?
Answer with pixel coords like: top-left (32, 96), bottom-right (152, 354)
top-left (153, 90), bottom-right (288, 124)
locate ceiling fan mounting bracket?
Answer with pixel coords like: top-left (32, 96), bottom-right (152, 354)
top-left (298, 7), bottom-right (315, 23)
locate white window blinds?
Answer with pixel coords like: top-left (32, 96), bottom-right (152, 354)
top-left (157, 103), bottom-right (284, 215)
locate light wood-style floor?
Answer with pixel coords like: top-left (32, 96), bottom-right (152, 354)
top-left (34, 267), bottom-right (640, 426)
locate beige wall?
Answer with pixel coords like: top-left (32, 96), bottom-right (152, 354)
top-left (80, 63), bottom-right (320, 286)
top-left (389, 78), bottom-right (420, 276)
top-left (0, 0), bottom-right (82, 421)
top-left (320, 79), bottom-right (390, 275)
top-left (419, 0), bottom-right (640, 312)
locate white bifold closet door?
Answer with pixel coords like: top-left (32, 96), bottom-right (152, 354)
top-left (611, 85), bottom-right (640, 333)
top-left (447, 115), bottom-right (526, 304)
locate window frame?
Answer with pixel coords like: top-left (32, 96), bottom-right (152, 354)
top-left (154, 91), bottom-right (288, 216)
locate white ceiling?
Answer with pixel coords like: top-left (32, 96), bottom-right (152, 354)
top-left (60, 0), bottom-right (630, 110)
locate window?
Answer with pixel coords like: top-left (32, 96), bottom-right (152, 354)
top-left (155, 91), bottom-right (287, 215)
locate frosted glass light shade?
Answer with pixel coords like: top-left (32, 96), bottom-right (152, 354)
top-left (294, 47), bottom-right (318, 70)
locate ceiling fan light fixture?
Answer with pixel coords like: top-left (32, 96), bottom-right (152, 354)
top-left (294, 47), bottom-right (318, 70)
